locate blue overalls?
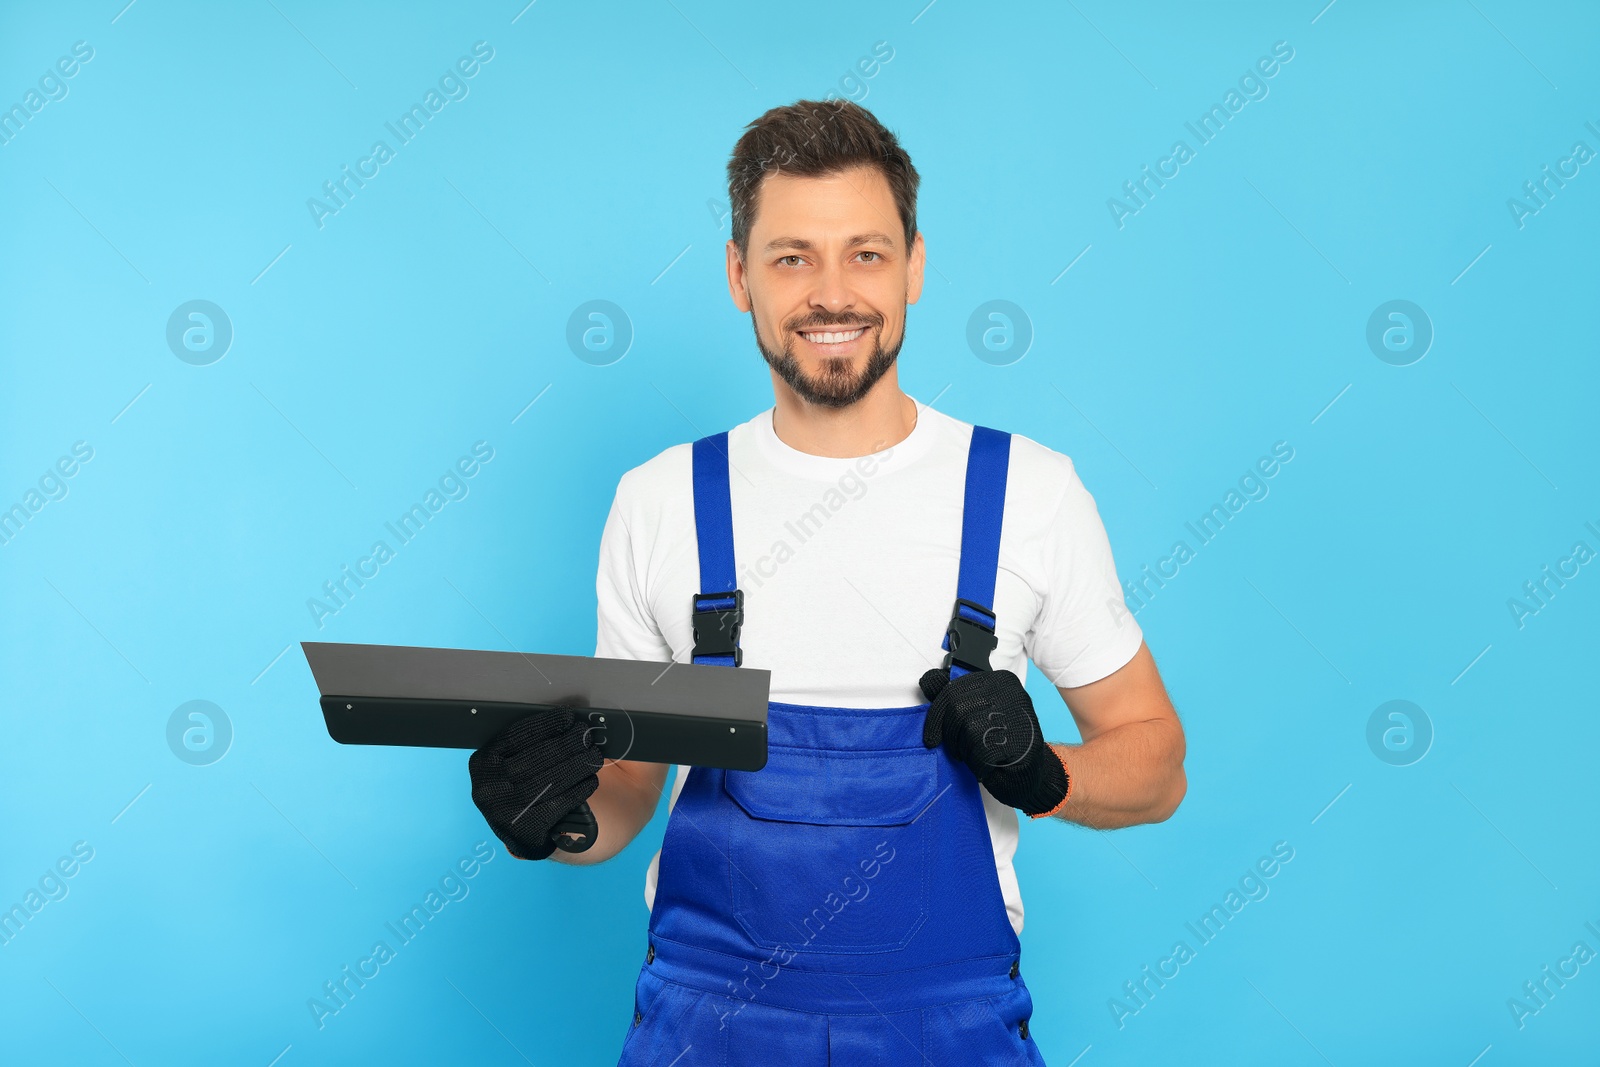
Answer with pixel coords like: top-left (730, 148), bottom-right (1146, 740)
top-left (619, 425), bottom-right (1048, 1066)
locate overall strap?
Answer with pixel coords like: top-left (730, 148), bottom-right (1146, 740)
top-left (689, 433), bottom-right (744, 667)
top-left (942, 425), bottom-right (1012, 680)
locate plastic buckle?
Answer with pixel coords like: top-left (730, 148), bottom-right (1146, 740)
top-left (942, 596), bottom-right (998, 673)
top-left (691, 589), bottom-right (744, 666)
top-left (550, 799), bottom-right (598, 853)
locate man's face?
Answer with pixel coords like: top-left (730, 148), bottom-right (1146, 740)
top-left (727, 165), bottom-right (925, 408)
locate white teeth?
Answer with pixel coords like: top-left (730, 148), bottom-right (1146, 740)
top-left (801, 327), bottom-right (866, 345)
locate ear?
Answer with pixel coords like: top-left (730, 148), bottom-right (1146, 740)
top-left (726, 239), bottom-right (752, 313)
top-left (906, 230), bottom-right (926, 306)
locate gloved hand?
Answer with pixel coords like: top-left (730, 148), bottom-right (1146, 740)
top-left (468, 710), bottom-right (604, 860)
top-left (919, 667), bottom-right (1071, 818)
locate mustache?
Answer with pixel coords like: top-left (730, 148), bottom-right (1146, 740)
top-left (788, 314), bottom-right (880, 332)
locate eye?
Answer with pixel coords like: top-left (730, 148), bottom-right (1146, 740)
top-left (777, 255), bottom-right (805, 267)
top-left (857, 251), bottom-right (882, 263)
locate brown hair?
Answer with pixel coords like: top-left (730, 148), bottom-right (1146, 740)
top-left (727, 98), bottom-right (920, 260)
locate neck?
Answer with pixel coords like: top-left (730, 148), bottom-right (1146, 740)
top-left (769, 370), bottom-right (918, 458)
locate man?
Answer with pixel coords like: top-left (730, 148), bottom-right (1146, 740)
top-left (469, 98), bottom-right (1186, 1065)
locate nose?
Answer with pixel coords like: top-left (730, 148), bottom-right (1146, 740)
top-left (807, 259), bottom-right (854, 319)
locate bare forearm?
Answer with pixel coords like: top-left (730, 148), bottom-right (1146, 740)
top-left (1045, 719), bottom-right (1186, 829)
top-left (548, 760), bottom-right (665, 866)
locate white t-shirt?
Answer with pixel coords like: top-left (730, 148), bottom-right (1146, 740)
top-left (593, 402), bottom-right (1144, 934)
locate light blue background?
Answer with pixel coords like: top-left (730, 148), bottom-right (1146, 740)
top-left (2, 1), bottom-right (1596, 1064)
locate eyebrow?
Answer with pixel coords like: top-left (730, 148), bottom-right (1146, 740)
top-left (762, 232), bottom-right (897, 254)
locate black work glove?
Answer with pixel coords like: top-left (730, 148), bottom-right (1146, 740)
top-left (468, 710), bottom-right (603, 860)
top-left (919, 667), bottom-right (1070, 818)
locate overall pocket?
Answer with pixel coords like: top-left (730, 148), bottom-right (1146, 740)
top-left (723, 742), bottom-right (937, 955)
top-left (617, 970), bottom-right (707, 1067)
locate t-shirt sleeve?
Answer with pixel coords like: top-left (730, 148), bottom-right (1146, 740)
top-left (594, 483), bottom-right (673, 662)
top-left (1024, 460), bottom-right (1144, 689)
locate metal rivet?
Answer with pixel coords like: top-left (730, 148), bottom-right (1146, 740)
top-left (599, 716), bottom-right (606, 723)
top-left (646, 943), bottom-right (655, 964)
top-left (729, 727), bottom-right (735, 733)
top-left (633, 1011), bottom-right (642, 1026)
top-left (1009, 960), bottom-right (1019, 979)
top-left (345, 704), bottom-right (352, 710)
top-left (1020, 1019), bottom-right (1030, 1040)
top-left (470, 708), bottom-right (477, 714)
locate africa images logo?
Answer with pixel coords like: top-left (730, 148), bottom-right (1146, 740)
top-left (1106, 41), bottom-right (1295, 230)
top-left (306, 42), bottom-right (495, 229)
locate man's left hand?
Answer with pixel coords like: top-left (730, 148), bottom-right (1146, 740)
top-left (919, 667), bottom-right (1071, 818)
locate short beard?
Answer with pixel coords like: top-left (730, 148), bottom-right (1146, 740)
top-left (753, 308), bottom-right (904, 409)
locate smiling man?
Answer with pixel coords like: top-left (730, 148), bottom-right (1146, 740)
top-left (468, 98), bottom-right (1187, 1065)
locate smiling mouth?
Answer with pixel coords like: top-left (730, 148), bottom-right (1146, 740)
top-left (797, 326), bottom-right (869, 347)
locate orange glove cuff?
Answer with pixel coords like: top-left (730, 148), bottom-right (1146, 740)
top-left (1028, 746), bottom-right (1071, 820)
